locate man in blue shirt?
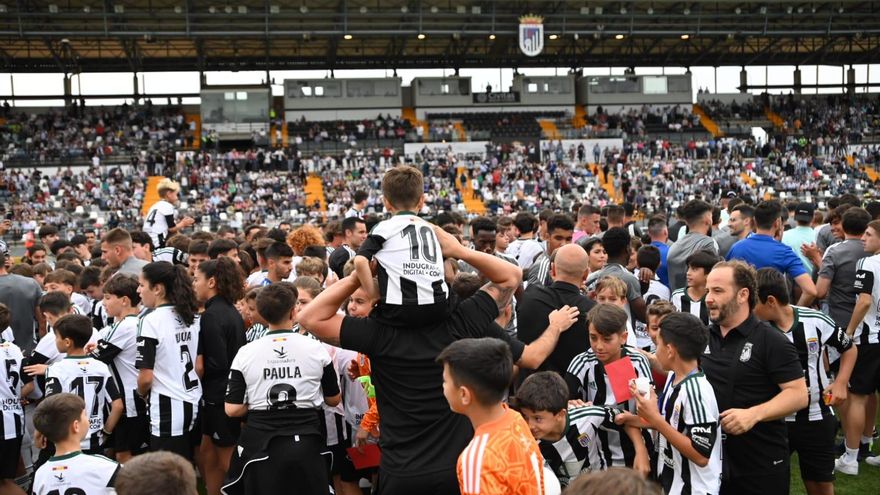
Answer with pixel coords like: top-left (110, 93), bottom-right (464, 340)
top-left (727, 200), bottom-right (817, 306)
top-left (647, 215), bottom-right (670, 287)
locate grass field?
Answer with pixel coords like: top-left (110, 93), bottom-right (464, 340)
top-left (790, 409), bottom-right (880, 495)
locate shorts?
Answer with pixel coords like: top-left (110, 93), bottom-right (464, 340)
top-left (787, 416), bottom-right (836, 482)
top-left (849, 343), bottom-right (880, 395)
top-left (720, 470), bottom-right (789, 495)
top-left (201, 403), bottom-right (241, 447)
top-left (114, 414), bottom-right (150, 454)
top-left (0, 436), bottom-right (22, 479)
top-left (150, 434), bottom-right (196, 461)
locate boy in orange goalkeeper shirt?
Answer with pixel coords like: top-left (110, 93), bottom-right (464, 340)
top-left (438, 337), bottom-right (545, 495)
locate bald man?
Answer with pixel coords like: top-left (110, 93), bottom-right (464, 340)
top-left (515, 244), bottom-right (597, 377)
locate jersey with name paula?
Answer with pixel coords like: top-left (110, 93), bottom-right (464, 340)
top-left (45, 356), bottom-right (121, 451)
top-left (135, 306), bottom-right (201, 437)
top-left (143, 199), bottom-right (176, 248)
top-left (772, 306), bottom-right (853, 422)
top-left (0, 340), bottom-right (27, 440)
top-left (853, 254), bottom-right (880, 345)
top-left (32, 451), bottom-right (119, 495)
top-left (358, 214), bottom-right (448, 307)
top-left (226, 329), bottom-right (338, 435)
top-left (656, 371), bottom-right (722, 495)
top-left (92, 314), bottom-right (142, 418)
top-left (539, 405), bottom-right (621, 487)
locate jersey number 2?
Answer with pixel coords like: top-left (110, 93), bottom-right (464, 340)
top-left (401, 225), bottom-right (438, 263)
top-left (180, 346), bottom-right (199, 391)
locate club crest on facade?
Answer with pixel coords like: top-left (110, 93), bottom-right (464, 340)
top-left (519, 15), bottom-right (544, 57)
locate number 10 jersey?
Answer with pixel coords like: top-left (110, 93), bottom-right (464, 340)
top-left (359, 214), bottom-right (448, 307)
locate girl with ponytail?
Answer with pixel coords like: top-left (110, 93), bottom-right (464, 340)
top-left (136, 261), bottom-right (202, 460)
top-left (192, 256), bottom-right (247, 495)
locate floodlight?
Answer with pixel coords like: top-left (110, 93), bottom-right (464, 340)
top-left (83, 5), bottom-right (90, 13)
top-left (471, 6), bottom-right (480, 14)
top-left (114, 4), bottom-right (124, 13)
top-left (359, 6), bottom-right (367, 14)
top-left (238, 6), bottom-right (247, 14)
top-left (224, 5), bottom-right (232, 13)
top-left (48, 4), bottom-right (58, 13)
top-left (270, 5), bottom-right (280, 14)
top-left (489, 34), bottom-right (496, 40)
top-left (615, 34), bottom-right (624, 40)
top-left (580, 7), bottom-right (589, 15)
top-left (344, 34), bottom-right (353, 40)
top-left (681, 34), bottom-right (689, 40)
top-left (300, 5), bottom-right (308, 14)
top-left (549, 34), bottom-right (558, 40)
top-left (417, 33), bottom-right (426, 40)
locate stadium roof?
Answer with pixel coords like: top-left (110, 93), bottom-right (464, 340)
top-left (1, 1), bottom-right (879, 73)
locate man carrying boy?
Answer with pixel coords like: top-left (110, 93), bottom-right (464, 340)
top-left (31, 393), bottom-right (119, 494)
top-left (629, 312), bottom-right (722, 495)
top-left (44, 315), bottom-right (123, 454)
top-left (565, 304), bottom-right (653, 473)
top-left (670, 251), bottom-right (717, 325)
top-left (437, 337), bottom-right (545, 495)
top-left (88, 274), bottom-right (148, 461)
top-left (223, 283), bottom-right (341, 495)
top-left (354, 166), bottom-right (448, 327)
top-left (517, 371), bottom-right (647, 487)
top-left (633, 245), bottom-right (670, 350)
top-left (755, 268), bottom-right (856, 492)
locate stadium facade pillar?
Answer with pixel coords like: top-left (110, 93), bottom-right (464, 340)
top-left (793, 68), bottom-right (802, 94)
top-left (847, 66), bottom-right (856, 95)
top-left (739, 68), bottom-right (748, 93)
top-left (63, 74), bottom-right (72, 105)
top-left (133, 73), bottom-right (139, 103)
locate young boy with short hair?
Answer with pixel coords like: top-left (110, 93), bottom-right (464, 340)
top-left (89, 274), bottom-right (148, 462)
top-left (44, 269), bottom-right (91, 316)
top-left (670, 251), bottom-right (717, 325)
top-left (437, 337), bottom-right (545, 495)
top-left (755, 268), bottom-right (856, 492)
top-left (25, 293), bottom-right (99, 380)
top-left (31, 393), bottom-right (120, 494)
top-left (565, 304), bottom-right (653, 472)
top-left (516, 371), bottom-right (648, 488)
top-left (628, 312), bottom-right (722, 495)
top-left (354, 166), bottom-right (448, 327)
top-left (223, 283), bottom-right (341, 495)
top-left (45, 314), bottom-right (123, 453)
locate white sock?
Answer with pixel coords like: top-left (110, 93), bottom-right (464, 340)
top-left (844, 446), bottom-right (859, 461)
top-left (862, 435), bottom-right (874, 445)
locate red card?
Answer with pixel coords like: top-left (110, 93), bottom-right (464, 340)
top-left (604, 356), bottom-right (637, 403)
top-left (347, 444), bottom-right (381, 470)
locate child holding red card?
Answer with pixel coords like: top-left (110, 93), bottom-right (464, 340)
top-left (565, 304), bottom-right (653, 474)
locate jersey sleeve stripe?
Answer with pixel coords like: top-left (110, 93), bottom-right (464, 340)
top-left (473, 433), bottom-right (489, 494)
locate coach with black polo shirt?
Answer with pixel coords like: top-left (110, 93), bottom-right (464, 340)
top-left (701, 260), bottom-right (808, 495)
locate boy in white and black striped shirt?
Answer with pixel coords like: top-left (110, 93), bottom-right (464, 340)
top-left (670, 251), bottom-right (717, 326)
top-left (755, 268), bottom-right (856, 489)
top-left (628, 312), bottom-right (722, 495)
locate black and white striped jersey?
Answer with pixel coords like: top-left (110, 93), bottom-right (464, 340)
top-left (770, 306), bottom-right (853, 422)
top-left (91, 315), bottom-right (142, 418)
top-left (245, 323), bottom-right (268, 343)
top-left (566, 346), bottom-right (654, 409)
top-left (539, 405), bottom-right (621, 488)
top-left (358, 214), bottom-right (448, 307)
top-left (135, 306), bottom-right (201, 437)
top-left (226, 329), bottom-right (340, 436)
top-left (89, 298), bottom-right (114, 331)
top-left (45, 356), bottom-right (121, 451)
top-left (656, 371), bottom-right (722, 495)
top-left (0, 340), bottom-right (28, 440)
top-left (32, 451), bottom-right (119, 495)
top-left (854, 255), bottom-right (880, 345)
top-left (670, 288), bottom-right (710, 326)
top-left (634, 274), bottom-right (671, 350)
top-left (565, 346), bottom-right (654, 469)
top-left (153, 247), bottom-right (189, 266)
